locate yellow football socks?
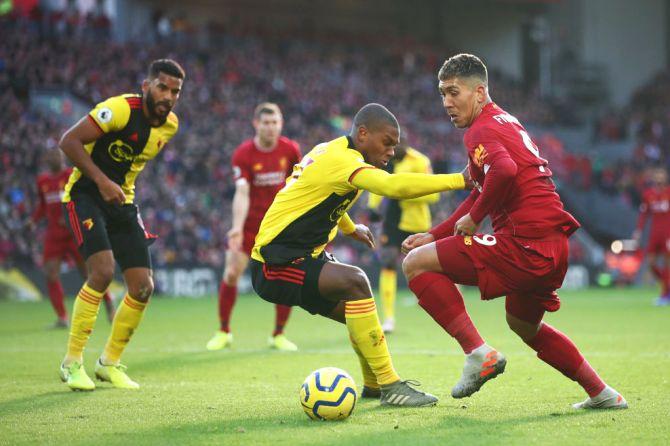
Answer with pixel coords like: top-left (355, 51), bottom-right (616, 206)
top-left (345, 298), bottom-right (400, 386)
top-left (379, 268), bottom-right (397, 321)
top-left (101, 294), bottom-right (147, 366)
top-left (350, 335), bottom-right (379, 390)
top-left (65, 283), bottom-right (104, 365)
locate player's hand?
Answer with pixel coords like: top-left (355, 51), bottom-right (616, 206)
top-left (401, 232), bottom-right (435, 255)
top-left (227, 228), bottom-right (243, 252)
top-left (96, 178), bottom-right (126, 205)
top-left (454, 213), bottom-right (478, 236)
top-left (461, 164), bottom-right (475, 190)
top-left (347, 224), bottom-right (375, 249)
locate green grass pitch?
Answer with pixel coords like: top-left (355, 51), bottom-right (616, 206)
top-left (0, 287), bottom-right (668, 445)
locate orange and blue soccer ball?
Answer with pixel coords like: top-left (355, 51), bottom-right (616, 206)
top-left (299, 367), bottom-right (357, 421)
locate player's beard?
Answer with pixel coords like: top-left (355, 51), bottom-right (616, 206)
top-left (145, 91), bottom-right (171, 125)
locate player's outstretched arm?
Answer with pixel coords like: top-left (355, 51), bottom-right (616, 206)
top-left (351, 168), bottom-right (465, 199)
top-left (59, 116), bottom-right (125, 204)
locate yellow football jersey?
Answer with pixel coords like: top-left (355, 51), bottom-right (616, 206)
top-left (252, 136), bottom-right (372, 264)
top-left (63, 94), bottom-right (179, 204)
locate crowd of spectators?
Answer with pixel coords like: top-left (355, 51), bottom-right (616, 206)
top-left (0, 11), bottom-right (567, 269)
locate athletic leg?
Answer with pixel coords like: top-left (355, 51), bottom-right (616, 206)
top-left (378, 245), bottom-right (399, 333)
top-left (505, 294), bottom-right (627, 409)
top-left (44, 257), bottom-right (68, 326)
top-left (318, 262), bottom-right (437, 406)
top-left (403, 237), bottom-right (506, 398)
top-left (76, 254), bottom-right (115, 322)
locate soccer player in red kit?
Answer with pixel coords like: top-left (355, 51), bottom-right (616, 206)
top-left (633, 167), bottom-right (670, 305)
top-left (402, 54), bottom-right (627, 410)
top-left (206, 103), bottom-right (302, 351)
top-left (31, 149), bottom-right (115, 327)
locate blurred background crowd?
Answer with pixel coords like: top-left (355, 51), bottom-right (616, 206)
top-left (1, 3), bottom-right (668, 275)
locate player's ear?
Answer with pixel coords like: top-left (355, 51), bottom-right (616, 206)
top-left (357, 126), bottom-right (368, 144)
top-left (476, 84), bottom-right (487, 103)
top-left (141, 79), bottom-right (150, 94)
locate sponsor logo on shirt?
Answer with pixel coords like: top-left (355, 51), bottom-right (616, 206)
top-left (330, 198), bottom-right (352, 222)
top-left (108, 140), bottom-right (136, 162)
top-left (253, 171), bottom-right (286, 186)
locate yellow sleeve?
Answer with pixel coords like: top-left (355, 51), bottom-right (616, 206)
top-left (88, 96), bottom-right (131, 133)
top-left (402, 154), bottom-right (440, 203)
top-left (328, 148), bottom-right (376, 195)
top-left (350, 168), bottom-right (464, 199)
top-left (367, 192), bottom-right (383, 210)
top-left (338, 213), bottom-right (356, 234)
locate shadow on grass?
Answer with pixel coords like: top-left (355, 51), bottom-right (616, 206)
top-left (0, 387), bottom-right (113, 415)
top-left (76, 401), bottom-right (597, 446)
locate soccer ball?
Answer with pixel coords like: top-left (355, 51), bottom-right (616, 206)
top-left (299, 367), bottom-right (357, 421)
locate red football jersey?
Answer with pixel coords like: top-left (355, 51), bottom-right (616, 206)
top-left (637, 186), bottom-right (670, 234)
top-left (33, 168), bottom-right (72, 237)
top-left (464, 102), bottom-right (580, 238)
top-left (232, 136), bottom-right (301, 233)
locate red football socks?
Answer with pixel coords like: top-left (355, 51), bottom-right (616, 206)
top-left (651, 265), bottom-right (669, 296)
top-left (218, 282), bottom-right (237, 332)
top-left (526, 323), bottom-right (606, 397)
top-left (409, 272), bottom-right (484, 354)
top-left (47, 279), bottom-right (67, 320)
top-left (273, 304), bottom-right (292, 336)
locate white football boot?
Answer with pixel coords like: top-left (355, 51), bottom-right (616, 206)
top-left (452, 344), bottom-right (506, 398)
top-left (573, 386), bottom-right (628, 410)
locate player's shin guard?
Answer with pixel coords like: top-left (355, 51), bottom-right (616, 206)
top-left (526, 323), bottom-right (606, 397)
top-left (65, 283), bottom-right (104, 364)
top-left (350, 335), bottom-right (379, 391)
top-left (409, 272), bottom-right (484, 354)
top-left (101, 294), bottom-right (147, 366)
top-left (273, 304), bottom-right (292, 336)
top-left (218, 282), bottom-right (237, 332)
top-left (47, 279), bottom-right (67, 320)
top-left (379, 268), bottom-right (397, 321)
top-left (345, 298), bottom-right (400, 386)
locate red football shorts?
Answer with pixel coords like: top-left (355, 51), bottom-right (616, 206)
top-left (646, 230), bottom-right (670, 255)
top-left (435, 233), bottom-right (569, 312)
top-left (43, 231), bottom-right (82, 263)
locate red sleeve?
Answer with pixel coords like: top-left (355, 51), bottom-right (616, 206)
top-left (231, 146), bottom-right (252, 183)
top-left (32, 179), bottom-right (46, 223)
top-left (469, 156), bottom-right (518, 224)
top-left (429, 189), bottom-right (480, 240)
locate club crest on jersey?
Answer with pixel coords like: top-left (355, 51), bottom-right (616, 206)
top-left (82, 218), bottom-right (94, 231)
top-left (463, 236), bottom-right (473, 246)
top-left (279, 157), bottom-right (287, 169)
top-left (473, 144), bottom-right (488, 168)
top-left (108, 140), bottom-right (136, 162)
top-left (330, 199), bottom-right (352, 222)
top-left (253, 163), bottom-right (264, 171)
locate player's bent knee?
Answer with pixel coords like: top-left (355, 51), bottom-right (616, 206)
top-left (223, 269), bottom-right (240, 285)
top-left (347, 267), bottom-right (372, 300)
top-left (402, 249), bottom-right (425, 280)
top-left (129, 277), bottom-right (154, 302)
top-left (88, 265), bottom-right (114, 290)
top-left (505, 313), bottom-right (540, 342)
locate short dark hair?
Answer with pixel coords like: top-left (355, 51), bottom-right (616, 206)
top-left (351, 103), bottom-right (399, 133)
top-left (148, 59), bottom-right (186, 80)
top-left (438, 53), bottom-right (487, 84)
top-left (253, 102), bottom-right (282, 120)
